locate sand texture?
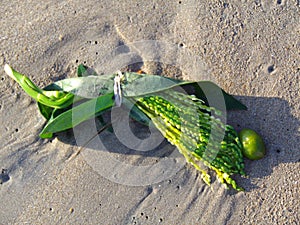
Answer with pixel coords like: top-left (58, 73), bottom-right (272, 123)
top-left (0, 0), bottom-right (299, 224)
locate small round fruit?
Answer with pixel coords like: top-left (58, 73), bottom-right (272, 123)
top-left (239, 128), bottom-right (266, 160)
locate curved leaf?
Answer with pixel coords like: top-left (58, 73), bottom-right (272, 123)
top-left (39, 92), bottom-right (114, 138)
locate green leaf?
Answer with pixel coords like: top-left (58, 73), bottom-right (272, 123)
top-left (122, 73), bottom-right (247, 110)
top-left (37, 85), bottom-right (67, 120)
top-left (37, 102), bottom-right (54, 120)
top-left (4, 64), bottom-right (74, 109)
top-left (77, 64), bottom-right (88, 77)
top-left (42, 71), bottom-right (246, 111)
top-left (39, 92), bottom-right (114, 138)
top-left (45, 75), bottom-right (115, 98)
top-left (181, 81), bottom-right (247, 110)
top-left (77, 64), bottom-right (99, 77)
top-left (38, 85), bottom-right (78, 120)
top-left (122, 72), bottom-right (190, 97)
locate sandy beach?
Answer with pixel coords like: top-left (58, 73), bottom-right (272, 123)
top-left (0, 0), bottom-right (299, 224)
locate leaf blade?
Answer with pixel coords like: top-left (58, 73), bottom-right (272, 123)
top-left (47, 75), bottom-right (115, 98)
top-left (122, 73), bottom-right (247, 110)
top-left (39, 92), bottom-right (114, 138)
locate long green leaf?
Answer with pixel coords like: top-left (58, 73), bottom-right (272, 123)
top-left (40, 70), bottom-right (246, 110)
top-left (122, 72), bottom-right (247, 110)
top-left (39, 92), bottom-right (114, 138)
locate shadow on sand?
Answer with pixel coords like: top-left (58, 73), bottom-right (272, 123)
top-left (51, 94), bottom-right (300, 192)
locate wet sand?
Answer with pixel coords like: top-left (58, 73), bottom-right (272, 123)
top-left (0, 1), bottom-right (299, 224)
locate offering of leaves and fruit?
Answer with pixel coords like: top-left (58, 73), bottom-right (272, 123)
top-left (4, 64), bottom-right (266, 191)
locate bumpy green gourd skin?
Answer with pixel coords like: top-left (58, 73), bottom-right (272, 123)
top-left (135, 90), bottom-right (245, 191)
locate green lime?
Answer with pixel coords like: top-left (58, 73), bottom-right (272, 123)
top-left (239, 128), bottom-right (266, 160)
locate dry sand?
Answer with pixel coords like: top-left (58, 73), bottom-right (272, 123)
top-left (0, 0), bottom-right (299, 224)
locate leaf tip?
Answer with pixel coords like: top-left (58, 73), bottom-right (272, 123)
top-left (4, 64), bottom-right (14, 80)
top-left (77, 64), bottom-right (88, 77)
top-left (39, 132), bottom-right (53, 139)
